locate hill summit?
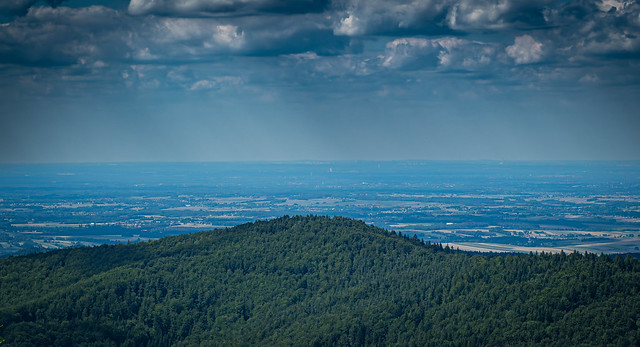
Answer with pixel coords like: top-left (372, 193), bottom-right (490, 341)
top-left (1, 215), bottom-right (639, 345)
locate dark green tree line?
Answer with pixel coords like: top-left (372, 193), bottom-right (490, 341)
top-left (0, 215), bottom-right (639, 345)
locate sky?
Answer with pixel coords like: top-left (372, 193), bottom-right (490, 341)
top-left (0, 0), bottom-right (639, 163)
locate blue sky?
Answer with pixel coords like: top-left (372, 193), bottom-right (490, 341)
top-left (1, 0), bottom-right (639, 162)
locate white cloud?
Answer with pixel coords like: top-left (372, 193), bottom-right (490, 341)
top-left (150, 18), bottom-right (245, 52)
top-left (312, 54), bottom-right (373, 76)
top-left (127, 0), bottom-right (157, 15)
top-left (134, 47), bottom-right (157, 61)
top-left (506, 35), bottom-right (543, 64)
top-left (382, 38), bottom-right (431, 68)
top-left (382, 36), bottom-right (497, 70)
top-left (330, 0), bottom-right (449, 36)
top-left (287, 51), bottom-right (320, 60)
top-left (597, 0), bottom-right (632, 13)
top-left (330, 0), bottom-right (549, 35)
top-left (579, 74), bottom-right (599, 83)
top-left (211, 25), bottom-right (245, 49)
top-left (578, 30), bottom-right (640, 55)
top-left (189, 76), bottom-right (243, 91)
top-left (189, 79), bottom-right (216, 91)
top-left (334, 13), bottom-right (363, 36)
top-left (447, 0), bottom-right (511, 29)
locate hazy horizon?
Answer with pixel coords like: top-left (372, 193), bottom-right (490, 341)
top-left (2, 159), bottom-right (640, 165)
top-left (2, 160), bottom-right (639, 256)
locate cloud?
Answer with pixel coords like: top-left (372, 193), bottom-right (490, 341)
top-left (1, 0), bottom-right (639, 99)
top-left (189, 76), bottom-right (243, 91)
top-left (506, 35), bottom-right (543, 64)
top-left (540, 0), bottom-right (640, 61)
top-left (596, 0), bottom-right (634, 13)
top-left (382, 36), bottom-right (498, 71)
top-left (3, 0), bottom-right (638, 71)
top-left (381, 38), bottom-right (436, 68)
top-left (331, 0), bottom-right (454, 36)
top-left (136, 17), bottom-right (248, 58)
top-left (0, 6), bottom-right (127, 66)
top-left (579, 73), bottom-right (599, 83)
top-left (127, 0), bottom-right (330, 16)
top-left (447, 0), bottom-right (513, 29)
top-left (447, 0), bottom-right (551, 30)
top-left (0, 0), bottom-right (67, 17)
top-left (330, 0), bottom-right (552, 37)
top-left (293, 53), bottom-right (374, 77)
top-left (234, 14), bottom-right (349, 56)
top-left (0, 5), bottom-right (348, 68)
top-left (334, 12), bottom-right (363, 36)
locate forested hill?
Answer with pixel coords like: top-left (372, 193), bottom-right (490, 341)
top-left (1, 216), bottom-right (639, 345)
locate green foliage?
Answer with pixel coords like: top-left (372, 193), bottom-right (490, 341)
top-left (1, 215), bottom-right (639, 345)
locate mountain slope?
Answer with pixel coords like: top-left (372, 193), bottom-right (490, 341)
top-left (1, 215), bottom-right (639, 345)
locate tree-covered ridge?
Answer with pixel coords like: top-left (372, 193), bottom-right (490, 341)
top-left (0, 215), bottom-right (639, 346)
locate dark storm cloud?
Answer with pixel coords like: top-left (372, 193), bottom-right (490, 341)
top-left (0, 5), bottom-right (349, 68)
top-left (0, 6), bottom-right (128, 66)
top-left (0, 0), bottom-right (639, 94)
top-left (548, 0), bottom-right (640, 60)
top-left (2, 0), bottom-right (639, 67)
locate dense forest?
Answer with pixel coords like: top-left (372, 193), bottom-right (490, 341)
top-left (1, 215), bottom-right (639, 345)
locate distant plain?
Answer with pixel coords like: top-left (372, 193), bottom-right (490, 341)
top-left (1, 161), bottom-right (639, 257)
